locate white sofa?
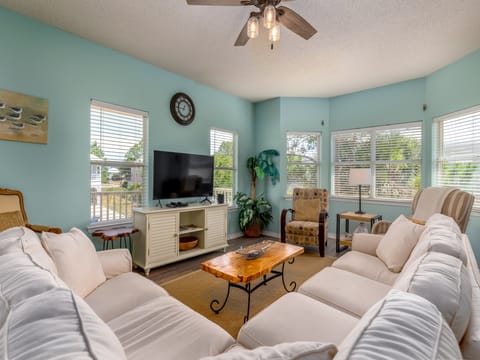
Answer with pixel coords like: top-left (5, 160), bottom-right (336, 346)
top-left (0, 226), bottom-right (234, 360)
top-left (1, 212), bottom-right (479, 360)
top-left (226, 213), bottom-right (480, 359)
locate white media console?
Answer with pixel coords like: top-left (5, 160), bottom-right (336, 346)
top-left (132, 204), bottom-right (228, 275)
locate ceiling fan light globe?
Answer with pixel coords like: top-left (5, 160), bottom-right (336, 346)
top-left (247, 16), bottom-right (259, 39)
top-left (263, 5), bottom-right (276, 29)
top-left (269, 23), bottom-right (280, 42)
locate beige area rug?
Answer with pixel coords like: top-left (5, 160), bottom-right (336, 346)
top-left (162, 254), bottom-right (335, 337)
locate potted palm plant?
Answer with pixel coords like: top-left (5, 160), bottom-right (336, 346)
top-left (234, 149), bottom-right (279, 237)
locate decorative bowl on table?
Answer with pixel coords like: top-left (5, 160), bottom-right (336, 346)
top-left (179, 236), bottom-right (198, 251)
top-left (236, 240), bottom-right (273, 260)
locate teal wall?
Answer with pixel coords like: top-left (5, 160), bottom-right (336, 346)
top-left (254, 97), bottom-right (329, 233)
top-left (0, 8), bottom-right (254, 242)
top-left (1, 7), bottom-right (479, 258)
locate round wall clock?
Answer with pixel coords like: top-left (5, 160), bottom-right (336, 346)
top-left (170, 92), bottom-right (195, 126)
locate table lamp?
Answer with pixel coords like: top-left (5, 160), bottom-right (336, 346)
top-left (349, 168), bottom-right (372, 214)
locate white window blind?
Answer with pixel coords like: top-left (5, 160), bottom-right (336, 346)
top-left (434, 105), bottom-right (480, 209)
top-left (90, 100), bottom-right (147, 225)
top-left (332, 122), bottom-right (422, 200)
top-left (210, 128), bottom-right (236, 205)
top-left (286, 132), bottom-right (321, 195)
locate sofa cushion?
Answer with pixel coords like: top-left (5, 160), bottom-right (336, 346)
top-left (332, 251), bottom-right (399, 285)
top-left (376, 214), bottom-right (425, 272)
top-left (0, 210), bottom-right (24, 231)
top-left (237, 292), bottom-right (359, 349)
top-left (298, 267), bottom-right (391, 318)
top-left (294, 199), bottom-right (321, 222)
top-left (41, 227), bottom-right (106, 297)
top-left (286, 220), bottom-right (319, 236)
top-left (403, 227), bottom-right (467, 271)
top-left (336, 289), bottom-right (462, 360)
top-left (200, 341), bottom-right (337, 360)
top-left (0, 226), bottom-right (57, 273)
top-left (394, 251), bottom-right (472, 341)
top-left (3, 287), bottom-right (126, 360)
top-left (0, 252), bottom-right (65, 308)
top-left (85, 272), bottom-right (169, 322)
top-left (108, 296), bottom-right (235, 360)
top-left (426, 213), bottom-right (462, 234)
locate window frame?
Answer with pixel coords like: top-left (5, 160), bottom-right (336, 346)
top-left (210, 127), bottom-right (238, 206)
top-left (331, 121), bottom-right (422, 202)
top-left (89, 99), bottom-right (148, 230)
top-left (433, 104), bottom-right (480, 211)
top-left (285, 131), bottom-right (321, 196)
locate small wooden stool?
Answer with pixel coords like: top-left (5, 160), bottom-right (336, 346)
top-left (92, 227), bottom-right (138, 251)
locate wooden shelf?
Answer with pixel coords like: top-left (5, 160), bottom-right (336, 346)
top-left (179, 227), bottom-right (204, 235)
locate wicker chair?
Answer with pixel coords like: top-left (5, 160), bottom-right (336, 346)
top-left (0, 188), bottom-right (61, 234)
top-left (372, 187), bottom-right (474, 234)
top-left (281, 188), bottom-right (328, 257)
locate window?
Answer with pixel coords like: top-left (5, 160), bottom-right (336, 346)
top-left (434, 105), bottom-right (480, 209)
top-left (332, 122), bottom-right (422, 200)
top-left (286, 132), bottom-right (321, 195)
top-left (210, 128), bottom-right (237, 205)
top-left (90, 100), bottom-right (147, 225)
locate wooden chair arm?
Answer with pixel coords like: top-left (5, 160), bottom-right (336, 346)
top-left (280, 208), bottom-right (294, 243)
top-left (27, 224), bottom-right (62, 234)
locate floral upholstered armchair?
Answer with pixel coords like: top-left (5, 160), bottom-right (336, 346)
top-left (0, 188), bottom-right (62, 234)
top-left (281, 188), bottom-right (328, 257)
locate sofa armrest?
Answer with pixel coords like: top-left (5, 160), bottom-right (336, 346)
top-left (352, 233), bottom-right (384, 256)
top-left (97, 249), bottom-right (132, 279)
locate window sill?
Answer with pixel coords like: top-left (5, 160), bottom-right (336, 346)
top-left (329, 196), bottom-right (411, 207)
top-left (87, 219), bottom-right (134, 233)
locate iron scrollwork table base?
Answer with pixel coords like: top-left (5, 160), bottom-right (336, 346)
top-left (209, 257), bottom-right (297, 322)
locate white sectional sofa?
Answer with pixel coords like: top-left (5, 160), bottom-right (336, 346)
top-left (228, 213), bottom-right (480, 359)
top-left (1, 212), bottom-right (479, 360)
top-left (0, 226), bottom-right (234, 360)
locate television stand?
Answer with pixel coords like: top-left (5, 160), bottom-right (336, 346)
top-left (200, 196), bottom-right (212, 205)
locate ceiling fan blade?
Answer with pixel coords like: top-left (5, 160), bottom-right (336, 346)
top-left (277, 6), bottom-right (317, 40)
top-left (186, 0), bottom-right (252, 5)
top-left (234, 19), bottom-right (249, 46)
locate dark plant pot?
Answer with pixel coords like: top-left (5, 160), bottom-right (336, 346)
top-left (244, 221), bottom-right (261, 238)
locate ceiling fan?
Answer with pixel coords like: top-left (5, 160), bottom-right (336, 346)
top-left (186, 0), bottom-right (317, 47)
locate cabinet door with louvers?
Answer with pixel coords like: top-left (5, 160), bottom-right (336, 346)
top-left (147, 212), bottom-right (178, 264)
top-left (205, 206), bottom-right (227, 248)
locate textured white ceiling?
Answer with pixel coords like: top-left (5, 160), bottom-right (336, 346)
top-left (1, 0), bottom-right (480, 102)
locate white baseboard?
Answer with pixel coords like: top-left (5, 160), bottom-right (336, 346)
top-left (262, 230), bottom-right (280, 239)
top-left (227, 232), bottom-right (244, 240)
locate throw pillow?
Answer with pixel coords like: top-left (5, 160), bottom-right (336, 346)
top-left (335, 289), bottom-right (462, 360)
top-left (294, 199), bottom-right (321, 222)
top-left (376, 214), bottom-right (425, 272)
top-left (200, 341), bottom-right (337, 360)
top-left (41, 228), bottom-right (106, 297)
top-left (0, 210), bottom-right (24, 232)
top-left (394, 252), bottom-right (472, 342)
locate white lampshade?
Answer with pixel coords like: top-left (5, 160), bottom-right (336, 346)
top-left (269, 24), bottom-right (280, 42)
top-left (349, 168), bottom-right (372, 186)
top-left (263, 5), bottom-right (276, 29)
top-left (247, 16), bottom-right (259, 39)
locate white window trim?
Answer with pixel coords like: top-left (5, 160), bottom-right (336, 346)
top-left (89, 99), bottom-right (148, 229)
top-left (331, 121), bottom-right (422, 201)
top-left (285, 131), bottom-right (321, 196)
top-left (210, 127), bottom-right (238, 206)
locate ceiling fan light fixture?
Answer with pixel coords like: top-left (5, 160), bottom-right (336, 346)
top-left (269, 23), bottom-right (280, 42)
top-left (263, 4), bottom-right (276, 29)
top-left (247, 16), bottom-right (259, 39)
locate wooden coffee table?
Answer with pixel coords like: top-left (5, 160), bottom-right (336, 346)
top-left (201, 241), bottom-right (304, 322)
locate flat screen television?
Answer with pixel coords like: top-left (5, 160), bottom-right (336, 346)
top-left (153, 150), bottom-right (214, 200)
